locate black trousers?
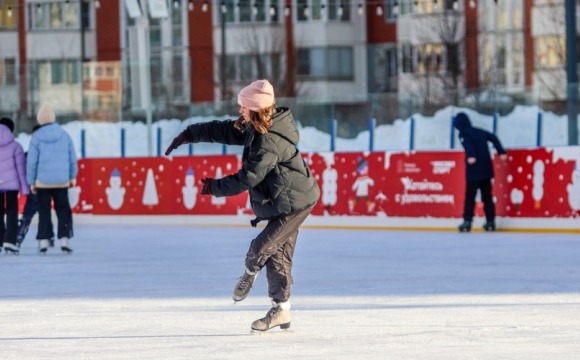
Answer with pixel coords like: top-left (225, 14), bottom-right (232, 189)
top-left (0, 191), bottom-right (19, 245)
top-left (463, 179), bottom-right (495, 222)
top-left (36, 188), bottom-right (73, 240)
top-left (245, 205), bottom-right (315, 303)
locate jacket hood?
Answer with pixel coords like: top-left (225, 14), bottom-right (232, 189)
top-left (34, 123), bottom-right (65, 144)
top-left (0, 124), bottom-right (15, 147)
top-left (267, 107), bottom-right (299, 145)
top-left (453, 112), bottom-right (472, 131)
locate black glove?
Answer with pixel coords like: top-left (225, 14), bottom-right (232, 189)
top-left (200, 178), bottom-right (214, 195)
top-left (165, 129), bottom-right (193, 155)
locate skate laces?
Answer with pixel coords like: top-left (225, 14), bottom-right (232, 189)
top-left (262, 306), bottom-right (282, 323)
top-left (236, 271), bottom-right (256, 291)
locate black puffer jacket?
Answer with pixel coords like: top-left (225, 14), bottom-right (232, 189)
top-left (185, 107), bottom-right (320, 222)
top-left (454, 112), bottom-right (506, 182)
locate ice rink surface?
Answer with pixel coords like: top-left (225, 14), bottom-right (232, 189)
top-left (1, 224), bottom-right (579, 359)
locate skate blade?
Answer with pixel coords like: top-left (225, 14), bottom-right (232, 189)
top-left (251, 322), bottom-right (291, 334)
top-left (251, 328), bottom-right (293, 335)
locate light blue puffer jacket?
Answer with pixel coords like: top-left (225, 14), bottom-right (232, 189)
top-left (26, 123), bottom-right (78, 187)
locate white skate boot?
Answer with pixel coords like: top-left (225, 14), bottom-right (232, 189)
top-left (251, 300), bottom-right (291, 332)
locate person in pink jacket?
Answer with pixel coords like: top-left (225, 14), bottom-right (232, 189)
top-left (0, 117), bottom-right (30, 255)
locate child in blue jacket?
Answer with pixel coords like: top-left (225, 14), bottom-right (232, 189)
top-left (27, 104), bottom-right (78, 253)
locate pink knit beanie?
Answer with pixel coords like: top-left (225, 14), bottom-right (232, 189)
top-left (237, 79), bottom-right (275, 112)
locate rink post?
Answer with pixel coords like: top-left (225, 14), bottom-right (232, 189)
top-left (121, 128), bottom-right (126, 158)
top-left (156, 127), bottom-right (162, 156)
top-left (81, 129), bottom-right (86, 158)
top-left (369, 118), bottom-right (376, 151)
top-left (450, 115), bottom-right (455, 149)
top-left (409, 117), bottom-right (415, 150)
top-left (330, 119), bottom-right (337, 152)
top-left (536, 112), bottom-right (543, 146)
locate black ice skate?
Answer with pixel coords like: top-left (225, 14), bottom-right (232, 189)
top-left (3, 243), bottom-right (20, 255)
top-left (251, 301), bottom-right (291, 333)
top-left (458, 220), bottom-right (472, 232)
top-left (483, 221), bottom-right (496, 232)
top-left (16, 219), bottom-right (29, 245)
top-left (233, 268), bottom-right (259, 302)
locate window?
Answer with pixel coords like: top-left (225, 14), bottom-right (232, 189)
top-left (149, 18), bottom-right (162, 47)
top-left (222, 0), bottom-right (279, 23)
top-left (384, 0), bottom-right (397, 21)
top-left (29, 1), bottom-right (83, 30)
top-left (446, 43), bottom-right (459, 74)
top-left (48, 60), bottom-right (79, 84)
top-left (0, 58), bottom-right (17, 85)
top-left (224, 53), bottom-right (282, 82)
top-left (479, 0), bottom-right (524, 88)
top-left (371, 46), bottom-right (398, 92)
top-left (0, 1), bottom-right (17, 30)
top-left (415, 44), bottom-right (444, 74)
top-left (172, 55), bottom-right (184, 98)
top-left (297, 47), bottom-right (353, 80)
top-left (399, 0), bottom-right (414, 15)
top-left (328, 0), bottom-right (349, 20)
top-left (240, 54), bottom-right (254, 80)
top-left (255, 0), bottom-right (267, 21)
top-left (239, 0), bottom-right (252, 22)
top-left (172, 3), bottom-right (183, 47)
top-left (536, 35), bottom-right (565, 68)
top-left (226, 55), bottom-right (237, 81)
top-left (401, 43), bottom-right (414, 73)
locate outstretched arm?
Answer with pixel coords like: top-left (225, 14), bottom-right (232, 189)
top-left (165, 119), bottom-right (246, 155)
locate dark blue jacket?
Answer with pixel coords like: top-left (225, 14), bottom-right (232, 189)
top-left (454, 112), bottom-right (506, 182)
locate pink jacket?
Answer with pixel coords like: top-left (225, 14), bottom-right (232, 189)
top-left (0, 125), bottom-right (29, 195)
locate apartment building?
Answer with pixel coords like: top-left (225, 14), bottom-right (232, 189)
top-left (0, 0), bottom-right (575, 128)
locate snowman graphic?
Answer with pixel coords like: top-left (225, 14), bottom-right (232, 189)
top-left (321, 153), bottom-right (338, 214)
top-left (349, 157), bottom-right (375, 213)
top-left (105, 168), bottom-right (126, 210)
top-left (182, 167), bottom-right (198, 210)
top-left (68, 182), bottom-right (81, 209)
top-left (211, 167), bottom-right (226, 206)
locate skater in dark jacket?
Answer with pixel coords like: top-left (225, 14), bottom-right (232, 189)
top-left (454, 112), bottom-right (507, 232)
top-left (166, 79), bottom-right (320, 332)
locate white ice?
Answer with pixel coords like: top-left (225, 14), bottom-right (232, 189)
top-left (1, 225), bottom-right (579, 359)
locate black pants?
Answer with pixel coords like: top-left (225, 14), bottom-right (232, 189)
top-left (0, 191), bottom-right (19, 245)
top-left (36, 188), bottom-right (73, 240)
top-left (245, 205), bottom-right (315, 303)
top-left (463, 179), bottom-right (495, 222)
top-left (21, 193), bottom-right (40, 225)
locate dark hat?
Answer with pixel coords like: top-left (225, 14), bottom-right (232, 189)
top-left (453, 112), bottom-right (472, 131)
top-left (0, 117), bottom-right (14, 133)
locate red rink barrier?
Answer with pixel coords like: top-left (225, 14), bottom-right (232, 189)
top-left (22, 147), bottom-right (580, 231)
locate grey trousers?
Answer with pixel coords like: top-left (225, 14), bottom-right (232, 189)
top-left (245, 205), bottom-right (314, 302)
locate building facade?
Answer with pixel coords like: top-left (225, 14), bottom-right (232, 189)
top-left (0, 0), bottom-right (575, 131)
